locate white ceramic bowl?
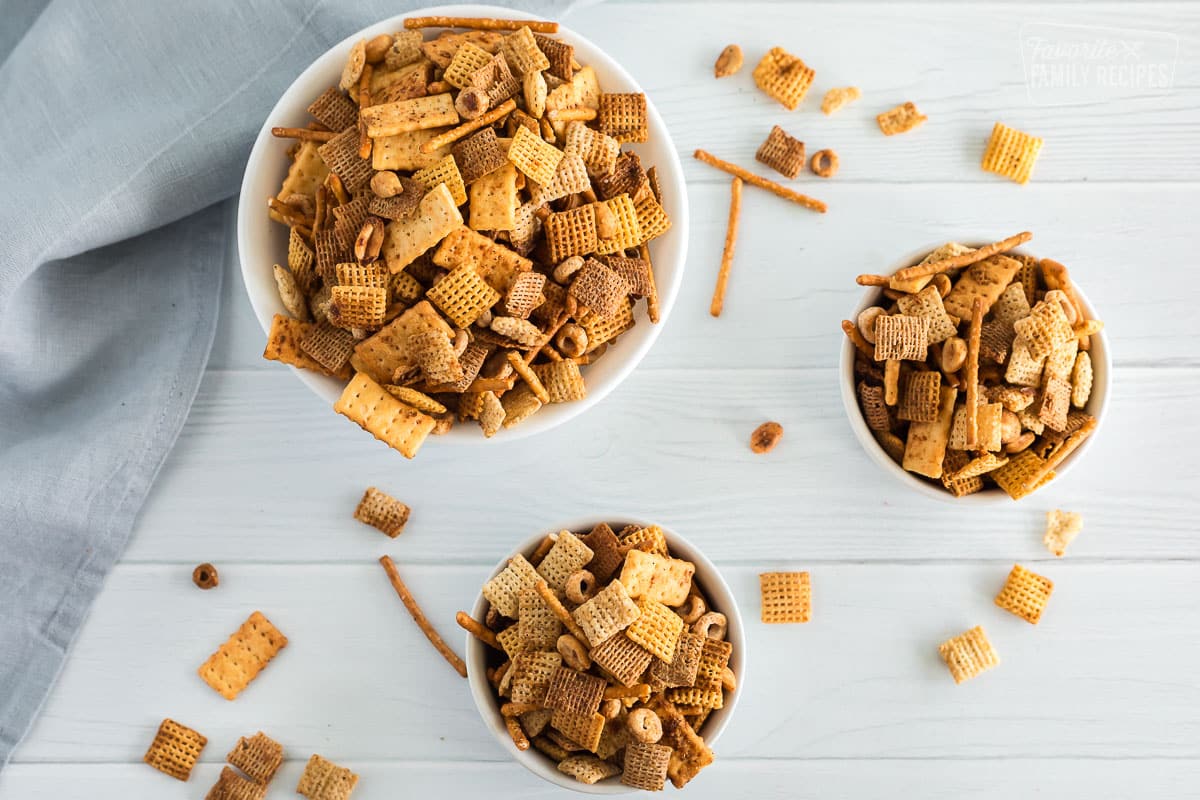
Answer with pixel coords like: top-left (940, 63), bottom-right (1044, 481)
top-left (237, 5), bottom-right (689, 444)
top-left (840, 241), bottom-right (1111, 504)
top-left (466, 517), bottom-right (745, 793)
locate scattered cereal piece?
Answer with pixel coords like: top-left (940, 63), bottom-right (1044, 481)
top-left (296, 753), bottom-right (359, 800)
top-left (938, 625), bottom-right (999, 684)
top-left (226, 731), bottom-right (284, 786)
top-left (877, 101), bottom-right (927, 135)
top-left (749, 420), bottom-right (783, 453)
top-left (353, 487), bottom-right (411, 538)
top-left (821, 86), bottom-right (860, 115)
top-left (143, 718), bottom-right (207, 781)
top-left (755, 125), bottom-right (805, 179)
top-left (981, 121), bottom-right (1044, 184)
top-left (1044, 509), bottom-right (1083, 557)
top-left (207, 765), bottom-right (266, 799)
top-left (192, 563), bottom-right (219, 590)
top-left (810, 148), bottom-right (838, 178)
top-left (994, 564), bottom-right (1054, 624)
top-left (759, 571), bottom-right (810, 623)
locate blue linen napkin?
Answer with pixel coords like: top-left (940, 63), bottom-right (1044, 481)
top-left (0, 0), bottom-right (570, 769)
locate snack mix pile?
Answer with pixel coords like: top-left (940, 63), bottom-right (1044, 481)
top-left (459, 523), bottom-right (738, 790)
top-left (264, 17), bottom-right (670, 457)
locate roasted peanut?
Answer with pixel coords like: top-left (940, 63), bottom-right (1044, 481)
top-left (714, 44), bottom-right (744, 78)
top-left (940, 336), bottom-right (967, 373)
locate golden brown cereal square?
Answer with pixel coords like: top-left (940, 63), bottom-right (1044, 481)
top-left (328, 286), bottom-right (388, 330)
top-left (545, 204), bottom-right (598, 263)
top-left (299, 321), bottom-right (356, 375)
top-left (859, 382), bottom-right (891, 432)
top-left (619, 549), bottom-right (694, 607)
top-left (207, 765), bottom-right (266, 799)
top-left (1037, 376), bottom-right (1072, 433)
top-left (483, 553), bottom-right (542, 619)
top-left (318, 128), bottom-right (374, 193)
top-left (664, 686), bottom-right (723, 710)
top-left (572, 579), bottom-right (641, 646)
top-left (518, 587), bottom-right (563, 651)
top-left (941, 450), bottom-right (985, 497)
top-left (198, 611), bottom-right (288, 700)
top-left (508, 125), bottom-right (563, 186)
top-left (551, 709), bottom-right (606, 752)
top-left (333, 372), bottom-right (437, 458)
top-left (443, 41), bottom-right (494, 88)
top-left (632, 192), bottom-right (671, 242)
top-left (693, 637), bottom-right (733, 692)
top-left (982, 121), bottom-right (1044, 184)
top-left (534, 33), bottom-right (574, 81)
top-left (994, 564), bottom-right (1054, 624)
top-left (505, 271), bottom-right (546, 319)
top-left (353, 486), bottom-right (410, 538)
top-left (263, 315), bottom-right (344, 378)
top-left (314, 230), bottom-right (349, 283)
top-left (501, 26), bottom-right (551, 75)
top-left (308, 86), bottom-right (358, 132)
top-left (425, 263), bottom-right (501, 328)
top-left (898, 371), bottom-right (942, 423)
top-left (510, 651), bottom-right (563, 705)
top-left (412, 154), bottom-right (468, 207)
top-left (622, 742), bottom-right (672, 791)
top-left (755, 124), bottom-right (805, 179)
top-left (752, 47), bottom-right (815, 110)
top-left (536, 531), bottom-right (595, 591)
top-left (625, 598), bottom-right (684, 662)
top-left (296, 753), bottom-right (358, 800)
top-left (533, 734), bottom-right (571, 761)
top-left (877, 101), bottom-right (927, 135)
top-left (620, 524), bottom-right (669, 558)
top-left (564, 121), bottom-right (620, 177)
top-left (992, 448), bottom-right (1055, 498)
top-left (649, 630), bottom-right (704, 689)
top-left (598, 92), bottom-right (648, 143)
top-left (938, 625), bottom-right (999, 684)
top-left (495, 624), bottom-right (525, 659)
top-left (1006, 336), bottom-right (1047, 387)
top-left (946, 452), bottom-right (1008, 480)
top-left (759, 571), bottom-right (811, 624)
top-left (591, 632), bottom-right (654, 687)
top-left (570, 259), bottom-right (632, 318)
top-left (558, 755), bottom-right (620, 785)
top-left (143, 718), bottom-right (207, 781)
top-left (278, 141), bottom-right (330, 201)
top-left (873, 314), bottom-right (929, 361)
top-left (226, 731), bottom-right (284, 786)
top-left (1044, 509), bottom-right (1083, 557)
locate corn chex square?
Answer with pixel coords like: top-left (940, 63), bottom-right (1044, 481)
top-left (508, 125), bottom-right (563, 187)
top-left (625, 598), bottom-right (684, 662)
top-left (938, 625), bottom-right (999, 684)
top-left (143, 718), bottom-right (207, 781)
top-left (598, 92), bottom-right (648, 143)
top-left (981, 121), bottom-right (1044, 184)
top-left (752, 47), bottom-right (815, 110)
top-left (519, 586), bottom-right (563, 651)
top-left (425, 263), bottom-right (500, 328)
top-left (545, 204), bottom-right (598, 263)
top-left (994, 564), bottom-right (1054, 624)
top-left (412, 154), bottom-right (468, 207)
top-left (759, 571), bottom-right (811, 624)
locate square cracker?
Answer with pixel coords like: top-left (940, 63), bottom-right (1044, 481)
top-left (1044, 509), bottom-right (1083, 557)
top-left (651, 698), bottom-right (714, 789)
top-left (938, 625), bottom-right (999, 684)
top-left (361, 93), bottom-right (458, 137)
top-left (333, 372), bottom-right (437, 459)
top-left (143, 718), bottom-right (207, 781)
top-left (877, 101), bottom-right (927, 135)
top-left (469, 162), bottom-right (519, 231)
top-left (381, 183), bottom-right (464, 273)
top-left (619, 549), bottom-right (694, 606)
top-left (433, 226), bottom-right (532, 292)
top-left (752, 47), bottom-right (815, 110)
top-left (198, 611), bottom-right (288, 701)
top-left (759, 571), bottom-right (811, 624)
top-left (755, 124), bottom-right (806, 179)
top-left (296, 753), bottom-right (359, 800)
top-left (994, 564), bottom-right (1054, 624)
top-left (372, 128), bottom-right (450, 171)
top-left (902, 386), bottom-right (958, 479)
top-left (277, 140), bottom-right (329, 201)
top-left (572, 579), bottom-right (641, 646)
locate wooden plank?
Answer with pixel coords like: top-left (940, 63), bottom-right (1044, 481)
top-left (125, 366), bottom-right (1198, 563)
top-left (573, 2), bottom-right (1200, 184)
top-left (217, 183), bottom-right (1200, 371)
top-left (4, 758), bottom-right (1199, 799)
top-left (13, 563), bottom-right (1200, 765)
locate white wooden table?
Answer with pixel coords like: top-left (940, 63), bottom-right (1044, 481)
top-left (5, 2), bottom-right (1200, 797)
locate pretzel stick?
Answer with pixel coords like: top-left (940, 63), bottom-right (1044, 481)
top-left (456, 611), bottom-right (502, 650)
top-left (271, 126), bottom-right (337, 142)
top-left (504, 715), bottom-right (531, 751)
top-left (604, 683), bottom-right (650, 702)
top-left (422, 376), bottom-right (516, 394)
top-left (326, 172), bottom-right (350, 205)
top-left (422, 99), bottom-right (517, 153)
top-left (710, 177), bottom-right (743, 317)
top-left (267, 197), bottom-right (314, 228)
top-left (855, 274), bottom-right (890, 286)
top-left (547, 107), bottom-right (597, 123)
top-left (529, 534), bottom-right (556, 566)
top-left (841, 320), bottom-right (875, 360)
top-left (964, 297), bottom-right (984, 448)
top-left (357, 64), bottom-right (374, 159)
top-left (501, 702), bottom-right (542, 717)
top-left (638, 242), bottom-right (660, 323)
top-left (487, 660), bottom-right (510, 689)
top-left (379, 555), bottom-right (467, 678)
top-left (889, 231), bottom-right (1032, 283)
top-left (534, 579), bottom-right (588, 642)
top-left (693, 149), bottom-right (826, 213)
top-left (404, 16), bottom-right (558, 33)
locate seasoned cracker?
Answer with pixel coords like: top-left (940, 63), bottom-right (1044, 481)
top-left (198, 611), bottom-right (288, 701)
top-left (333, 371), bottom-right (437, 458)
top-left (619, 549), bottom-right (694, 607)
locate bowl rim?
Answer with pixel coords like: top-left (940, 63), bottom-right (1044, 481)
top-left (235, 4), bottom-right (689, 446)
top-left (465, 516), bottom-right (746, 794)
top-left (839, 239), bottom-right (1112, 504)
